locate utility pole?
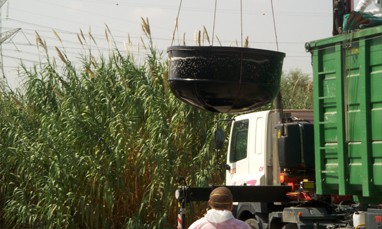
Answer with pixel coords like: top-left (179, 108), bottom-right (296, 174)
top-left (0, 0), bottom-right (7, 8)
top-left (0, 0), bottom-right (20, 80)
top-left (0, 28), bottom-right (20, 77)
top-left (0, 0), bottom-right (7, 79)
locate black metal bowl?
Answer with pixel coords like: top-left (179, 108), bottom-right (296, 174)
top-left (167, 46), bottom-right (285, 113)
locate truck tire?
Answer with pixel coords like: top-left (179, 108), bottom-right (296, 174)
top-left (245, 218), bottom-right (259, 229)
top-left (282, 223), bottom-right (298, 229)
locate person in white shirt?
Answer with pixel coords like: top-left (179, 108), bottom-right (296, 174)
top-left (356, 0), bottom-right (382, 16)
top-left (188, 187), bottom-right (251, 229)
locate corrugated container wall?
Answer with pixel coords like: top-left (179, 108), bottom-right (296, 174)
top-left (306, 26), bottom-right (382, 203)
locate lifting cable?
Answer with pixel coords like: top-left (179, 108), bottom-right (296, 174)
top-left (270, 0), bottom-right (280, 51)
top-left (212, 0), bottom-right (218, 45)
top-left (172, 0), bottom-right (276, 49)
top-left (241, 0), bottom-right (243, 47)
top-left (212, 0), bottom-right (244, 47)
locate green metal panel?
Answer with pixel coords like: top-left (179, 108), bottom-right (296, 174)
top-left (307, 26), bottom-right (382, 203)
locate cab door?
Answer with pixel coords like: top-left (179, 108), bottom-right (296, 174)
top-left (247, 115), bottom-right (266, 186)
top-left (226, 118), bottom-right (250, 186)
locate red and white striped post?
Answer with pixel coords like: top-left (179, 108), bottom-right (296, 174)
top-left (175, 181), bottom-right (187, 229)
top-left (177, 210), bottom-right (183, 229)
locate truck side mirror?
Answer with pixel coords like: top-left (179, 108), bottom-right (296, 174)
top-left (214, 129), bottom-right (225, 150)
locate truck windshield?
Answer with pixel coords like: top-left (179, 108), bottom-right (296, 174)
top-left (229, 119), bottom-right (249, 163)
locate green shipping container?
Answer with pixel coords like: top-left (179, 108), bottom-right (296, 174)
top-left (306, 26), bottom-right (382, 203)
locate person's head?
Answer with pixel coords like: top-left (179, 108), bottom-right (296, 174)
top-left (208, 187), bottom-right (233, 211)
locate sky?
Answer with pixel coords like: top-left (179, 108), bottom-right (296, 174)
top-left (0, 0), bottom-right (363, 89)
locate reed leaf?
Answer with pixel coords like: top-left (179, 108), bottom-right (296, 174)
top-left (203, 26), bottom-right (210, 45)
top-left (244, 36), bottom-right (249, 48)
top-left (52, 29), bottom-right (63, 44)
top-left (55, 47), bottom-right (68, 65)
top-left (77, 33), bottom-right (84, 47)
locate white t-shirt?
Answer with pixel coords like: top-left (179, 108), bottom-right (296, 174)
top-left (188, 209), bottom-right (251, 229)
top-left (356, 0), bottom-right (382, 16)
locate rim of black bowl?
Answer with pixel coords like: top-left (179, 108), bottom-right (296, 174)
top-left (167, 46), bottom-right (285, 58)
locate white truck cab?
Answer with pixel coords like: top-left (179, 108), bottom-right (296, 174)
top-left (226, 110), bottom-right (314, 188)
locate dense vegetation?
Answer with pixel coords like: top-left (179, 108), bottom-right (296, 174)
top-left (0, 25), bottom-right (312, 228)
top-left (280, 69), bottom-right (313, 109)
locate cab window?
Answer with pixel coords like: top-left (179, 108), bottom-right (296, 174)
top-left (229, 119), bottom-right (249, 163)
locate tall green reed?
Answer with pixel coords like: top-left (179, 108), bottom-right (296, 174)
top-left (0, 23), bottom-right (229, 228)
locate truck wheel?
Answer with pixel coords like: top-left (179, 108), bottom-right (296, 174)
top-left (245, 218), bottom-right (259, 229)
top-left (282, 223), bottom-right (298, 229)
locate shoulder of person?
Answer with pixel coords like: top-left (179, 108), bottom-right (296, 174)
top-left (188, 217), bottom-right (207, 229)
top-left (235, 218), bottom-right (252, 229)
